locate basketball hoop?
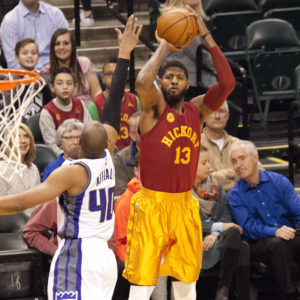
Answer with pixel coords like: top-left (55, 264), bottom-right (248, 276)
top-left (0, 69), bottom-right (40, 91)
top-left (0, 69), bottom-right (45, 181)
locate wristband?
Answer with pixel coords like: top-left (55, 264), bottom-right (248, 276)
top-left (201, 31), bottom-right (211, 39)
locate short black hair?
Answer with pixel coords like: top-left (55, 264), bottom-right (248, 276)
top-left (102, 57), bottom-right (118, 72)
top-left (50, 67), bottom-right (75, 85)
top-left (159, 60), bottom-right (189, 79)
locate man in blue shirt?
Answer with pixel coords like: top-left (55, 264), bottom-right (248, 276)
top-left (0, 0), bottom-right (68, 71)
top-left (228, 140), bottom-right (300, 300)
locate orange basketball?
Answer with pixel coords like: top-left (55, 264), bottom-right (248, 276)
top-left (157, 8), bottom-right (198, 48)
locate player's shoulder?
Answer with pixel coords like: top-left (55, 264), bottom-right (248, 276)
top-left (0, 4), bottom-right (19, 26)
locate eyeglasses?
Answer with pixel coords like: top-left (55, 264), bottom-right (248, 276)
top-left (211, 109), bottom-right (228, 117)
top-left (62, 136), bottom-right (81, 141)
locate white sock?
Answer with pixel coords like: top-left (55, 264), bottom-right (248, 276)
top-left (128, 285), bottom-right (156, 300)
top-left (172, 281), bottom-right (196, 300)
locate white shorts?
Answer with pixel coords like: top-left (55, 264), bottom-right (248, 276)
top-left (48, 237), bottom-right (117, 300)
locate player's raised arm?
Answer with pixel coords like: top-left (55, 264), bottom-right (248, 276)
top-left (188, 6), bottom-right (235, 123)
top-left (101, 15), bottom-right (142, 156)
top-left (135, 31), bottom-right (182, 114)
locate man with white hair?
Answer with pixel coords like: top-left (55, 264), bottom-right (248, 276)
top-left (201, 101), bottom-right (239, 191)
top-left (42, 118), bottom-right (84, 181)
top-left (228, 140), bottom-right (300, 300)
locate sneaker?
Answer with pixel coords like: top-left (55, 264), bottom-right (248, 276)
top-left (72, 10), bottom-right (94, 27)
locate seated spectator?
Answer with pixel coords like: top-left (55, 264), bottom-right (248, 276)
top-left (0, 123), bottom-right (40, 217)
top-left (114, 153), bottom-right (168, 300)
top-left (228, 140), bottom-right (300, 300)
top-left (201, 101), bottom-right (239, 191)
top-left (39, 67), bottom-right (92, 155)
top-left (41, 28), bottom-right (101, 106)
top-left (114, 111), bottom-right (141, 197)
top-left (0, 0), bottom-right (68, 71)
top-left (23, 201), bottom-right (116, 259)
top-left (88, 57), bottom-right (140, 150)
top-left (193, 146), bottom-right (250, 300)
top-left (14, 38), bottom-right (52, 122)
top-left (23, 198), bottom-right (58, 257)
top-left (42, 118), bottom-right (83, 181)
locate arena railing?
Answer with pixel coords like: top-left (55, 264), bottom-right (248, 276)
top-left (288, 101), bottom-right (300, 184)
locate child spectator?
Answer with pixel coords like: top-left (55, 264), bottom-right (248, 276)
top-left (39, 67), bottom-right (91, 155)
top-left (88, 57), bottom-right (140, 150)
top-left (15, 38), bottom-right (52, 122)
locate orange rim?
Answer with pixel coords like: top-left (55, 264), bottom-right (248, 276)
top-left (0, 69), bottom-right (40, 91)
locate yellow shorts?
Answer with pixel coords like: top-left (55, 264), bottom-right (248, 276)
top-left (123, 186), bottom-right (203, 285)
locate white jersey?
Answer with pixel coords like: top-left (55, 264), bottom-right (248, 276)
top-left (57, 149), bottom-right (115, 241)
top-left (48, 150), bottom-right (117, 300)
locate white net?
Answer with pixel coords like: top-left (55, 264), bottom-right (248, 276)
top-left (0, 71), bottom-right (45, 182)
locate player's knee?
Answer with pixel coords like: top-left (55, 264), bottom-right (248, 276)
top-left (172, 281), bottom-right (196, 300)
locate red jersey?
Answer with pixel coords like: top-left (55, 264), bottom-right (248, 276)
top-left (43, 97), bottom-right (85, 130)
top-left (140, 102), bottom-right (201, 193)
top-left (91, 92), bottom-right (140, 150)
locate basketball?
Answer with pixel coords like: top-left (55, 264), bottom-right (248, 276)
top-left (157, 8), bottom-right (198, 48)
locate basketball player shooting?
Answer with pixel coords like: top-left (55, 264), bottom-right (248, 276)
top-left (123, 6), bottom-right (235, 300)
top-left (0, 15), bottom-right (142, 300)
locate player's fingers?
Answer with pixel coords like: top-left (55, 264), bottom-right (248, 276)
top-left (124, 15), bottom-right (134, 33)
top-left (135, 24), bottom-right (143, 38)
top-left (114, 27), bottom-right (122, 39)
top-left (131, 17), bottom-right (138, 33)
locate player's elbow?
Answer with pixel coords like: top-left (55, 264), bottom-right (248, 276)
top-left (221, 74), bottom-right (236, 95)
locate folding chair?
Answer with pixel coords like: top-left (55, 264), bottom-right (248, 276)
top-left (25, 113), bottom-right (43, 144)
top-left (259, 0), bottom-right (299, 12)
top-left (205, 0), bottom-right (261, 57)
top-left (246, 18), bottom-right (300, 125)
top-left (295, 64), bottom-right (300, 101)
top-left (34, 144), bottom-right (57, 178)
top-left (0, 214), bottom-right (48, 299)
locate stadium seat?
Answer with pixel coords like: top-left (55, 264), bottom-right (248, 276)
top-left (205, 0), bottom-right (258, 15)
top-left (0, 213), bottom-right (28, 233)
top-left (296, 64), bottom-right (300, 101)
top-left (246, 18), bottom-right (300, 125)
top-left (34, 144), bottom-right (57, 178)
top-left (0, 213), bottom-right (48, 299)
top-left (25, 113), bottom-right (43, 144)
top-left (259, 0), bottom-right (299, 12)
top-left (205, 0), bottom-right (261, 59)
top-left (264, 8), bottom-right (300, 38)
top-left (260, 0), bottom-right (300, 37)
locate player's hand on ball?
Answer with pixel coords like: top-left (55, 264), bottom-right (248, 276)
top-left (155, 31), bottom-right (182, 52)
top-left (185, 4), bottom-right (208, 37)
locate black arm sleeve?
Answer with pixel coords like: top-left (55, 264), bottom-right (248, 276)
top-left (101, 58), bottom-right (130, 133)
